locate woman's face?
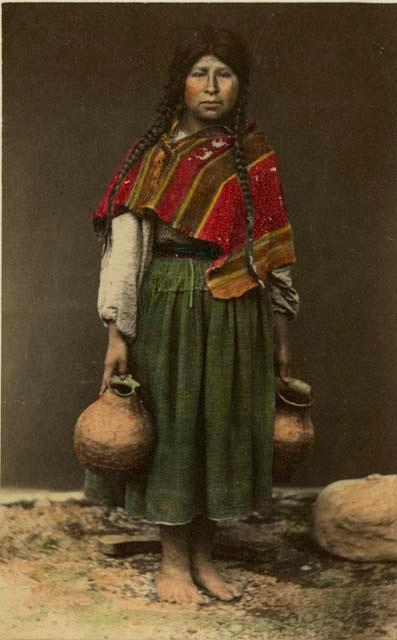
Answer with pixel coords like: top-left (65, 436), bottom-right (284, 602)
top-left (184, 54), bottom-right (239, 124)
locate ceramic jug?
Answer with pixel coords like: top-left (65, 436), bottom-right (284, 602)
top-left (74, 374), bottom-right (155, 477)
top-left (272, 377), bottom-right (314, 483)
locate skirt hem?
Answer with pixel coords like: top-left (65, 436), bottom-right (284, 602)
top-left (118, 507), bottom-right (268, 526)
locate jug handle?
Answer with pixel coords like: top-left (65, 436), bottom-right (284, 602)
top-left (109, 374), bottom-right (140, 397)
top-left (276, 390), bottom-right (314, 408)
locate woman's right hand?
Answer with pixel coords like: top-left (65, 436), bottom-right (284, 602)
top-left (99, 321), bottom-right (129, 396)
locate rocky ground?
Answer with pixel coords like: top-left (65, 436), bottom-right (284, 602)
top-left (0, 488), bottom-right (396, 640)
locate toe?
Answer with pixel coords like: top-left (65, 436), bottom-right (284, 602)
top-left (215, 584), bottom-right (236, 601)
top-left (230, 583), bottom-right (244, 599)
top-left (192, 591), bottom-right (206, 606)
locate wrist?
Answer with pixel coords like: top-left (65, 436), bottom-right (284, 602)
top-left (108, 321), bottom-right (126, 344)
top-left (273, 313), bottom-right (289, 349)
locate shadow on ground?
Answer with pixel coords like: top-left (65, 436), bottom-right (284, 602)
top-left (0, 489), bottom-right (396, 640)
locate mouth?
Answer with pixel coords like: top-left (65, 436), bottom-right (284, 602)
top-left (200, 101), bottom-right (222, 106)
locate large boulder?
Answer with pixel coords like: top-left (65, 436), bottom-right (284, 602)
top-left (312, 474), bottom-right (397, 561)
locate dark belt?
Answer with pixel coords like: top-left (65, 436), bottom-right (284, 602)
top-left (153, 244), bottom-right (220, 260)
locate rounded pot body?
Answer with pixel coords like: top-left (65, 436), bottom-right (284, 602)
top-left (74, 386), bottom-right (155, 477)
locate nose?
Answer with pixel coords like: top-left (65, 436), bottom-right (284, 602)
top-left (205, 72), bottom-right (219, 95)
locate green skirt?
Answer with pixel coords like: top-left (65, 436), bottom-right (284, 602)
top-left (85, 256), bottom-right (275, 524)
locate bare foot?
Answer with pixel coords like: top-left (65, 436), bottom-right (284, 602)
top-left (193, 560), bottom-right (244, 601)
top-left (156, 565), bottom-right (206, 605)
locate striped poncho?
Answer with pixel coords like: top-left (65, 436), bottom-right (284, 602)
top-left (92, 123), bottom-right (296, 299)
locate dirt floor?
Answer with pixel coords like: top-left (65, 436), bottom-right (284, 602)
top-left (0, 488), bottom-right (396, 640)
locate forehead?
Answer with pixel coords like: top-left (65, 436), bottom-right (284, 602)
top-left (190, 54), bottom-right (232, 70)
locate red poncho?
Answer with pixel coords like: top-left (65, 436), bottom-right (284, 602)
top-left (92, 124), bottom-right (296, 299)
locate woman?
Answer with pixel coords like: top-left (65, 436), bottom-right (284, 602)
top-left (85, 26), bottom-right (299, 605)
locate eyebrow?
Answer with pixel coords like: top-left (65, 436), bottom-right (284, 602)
top-left (191, 65), bottom-right (232, 72)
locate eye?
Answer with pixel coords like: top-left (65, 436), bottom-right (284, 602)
top-left (218, 70), bottom-right (232, 78)
top-left (191, 70), bottom-right (206, 78)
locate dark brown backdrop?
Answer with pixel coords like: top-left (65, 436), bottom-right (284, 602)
top-left (3, 3), bottom-right (397, 489)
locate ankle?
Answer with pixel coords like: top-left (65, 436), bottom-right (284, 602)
top-left (160, 555), bottom-right (191, 572)
top-left (192, 552), bottom-right (213, 568)
top-left (159, 523), bottom-right (192, 572)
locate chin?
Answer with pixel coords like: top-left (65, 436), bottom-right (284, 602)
top-left (198, 110), bottom-right (226, 123)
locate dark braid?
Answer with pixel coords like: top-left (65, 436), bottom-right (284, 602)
top-left (232, 94), bottom-right (266, 289)
top-left (104, 106), bottom-right (174, 246)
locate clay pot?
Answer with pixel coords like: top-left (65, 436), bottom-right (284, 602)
top-left (272, 377), bottom-right (314, 483)
top-left (74, 375), bottom-right (155, 477)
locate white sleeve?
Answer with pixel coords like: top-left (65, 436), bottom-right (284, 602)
top-left (268, 265), bottom-right (300, 320)
top-left (97, 212), bottom-right (154, 340)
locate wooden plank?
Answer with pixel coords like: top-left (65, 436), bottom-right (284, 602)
top-left (98, 534), bottom-right (161, 556)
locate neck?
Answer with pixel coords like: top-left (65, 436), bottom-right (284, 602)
top-left (178, 111), bottom-right (229, 136)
